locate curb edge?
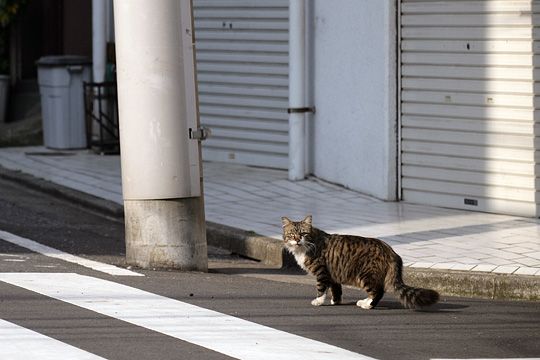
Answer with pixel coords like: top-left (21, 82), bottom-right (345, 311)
top-left (1, 164), bottom-right (538, 301)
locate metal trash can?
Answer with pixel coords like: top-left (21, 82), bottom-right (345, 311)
top-left (37, 55), bottom-right (92, 149)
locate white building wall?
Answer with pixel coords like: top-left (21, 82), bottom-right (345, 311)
top-left (308, 1), bottom-right (397, 200)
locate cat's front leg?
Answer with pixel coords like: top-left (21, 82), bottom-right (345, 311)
top-left (311, 290), bottom-right (327, 306)
top-left (330, 283), bottom-right (342, 305)
top-left (311, 274), bottom-right (331, 306)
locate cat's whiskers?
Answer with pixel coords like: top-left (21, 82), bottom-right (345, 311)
top-left (303, 240), bottom-right (317, 253)
top-left (285, 239), bottom-right (302, 250)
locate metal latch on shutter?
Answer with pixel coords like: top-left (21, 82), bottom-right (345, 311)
top-left (189, 127), bottom-right (211, 141)
top-left (287, 106), bottom-right (316, 114)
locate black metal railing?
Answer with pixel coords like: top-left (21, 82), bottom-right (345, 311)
top-left (84, 81), bottom-right (120, 154)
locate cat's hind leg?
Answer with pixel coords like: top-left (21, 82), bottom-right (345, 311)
top-left (330, 283), bottom-right (342, 305)
top-left (357, 285), bottom-right (384, 310)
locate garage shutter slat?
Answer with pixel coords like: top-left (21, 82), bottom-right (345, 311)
top-left (194, 0), bottom-right (288, 168)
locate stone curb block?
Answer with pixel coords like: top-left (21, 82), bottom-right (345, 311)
top-left (205, 222), bottom-right (300, 268)
top-left (404, 268), bottom-right (539, 302)
top-left (206, 222), bottom-right (284, 266)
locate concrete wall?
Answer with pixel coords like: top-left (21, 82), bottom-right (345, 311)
top-left (307, 0), bottom-right (398, 200)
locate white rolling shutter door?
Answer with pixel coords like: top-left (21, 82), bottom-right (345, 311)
top-left (400, 0), bottom-right (539, 217)
top-left (193, 0), bottom-right (289, 169)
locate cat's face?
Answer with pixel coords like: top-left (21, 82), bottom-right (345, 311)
top-left (281, 215), bottom-right (312, 251)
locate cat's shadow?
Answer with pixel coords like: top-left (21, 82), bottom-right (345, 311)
top-left (331, 300), bottom-right (468, 312)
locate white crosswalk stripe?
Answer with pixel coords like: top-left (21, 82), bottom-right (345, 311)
top-left (0, 272), bottom-right (375, 360)
top-left (0, 230), bottom-right (142, 276)
top-left (0, 319), bottom-right (106, 360)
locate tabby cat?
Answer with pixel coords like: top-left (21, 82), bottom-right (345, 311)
top-left (282, 215), bottom-right (439, 309)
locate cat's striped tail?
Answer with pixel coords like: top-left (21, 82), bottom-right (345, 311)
top-left (386, 257), bottom-right (439, 309)
top-left (393, 283), bottom-right (439, 309)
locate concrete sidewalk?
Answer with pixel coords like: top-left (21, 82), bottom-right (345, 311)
top-left (0, 146), bottom-right (538, 300)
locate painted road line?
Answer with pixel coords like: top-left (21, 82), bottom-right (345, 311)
top-left (0, 272), bottom-right (376, 360)
top-left (0, 230), bottom-right (142, 276)
top-left (0, 319), bottom-right (106, 360)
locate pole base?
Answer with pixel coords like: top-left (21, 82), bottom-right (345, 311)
top-left (124, 198), bottom-right (207, 271)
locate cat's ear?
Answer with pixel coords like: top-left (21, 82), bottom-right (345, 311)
top-left (302, 215), bottom-right (312, 225)
top-left (281, 217), bottom-right (292, 227)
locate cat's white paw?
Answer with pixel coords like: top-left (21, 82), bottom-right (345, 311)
top-left (356, 298), bottom-right (373, 310)
top-left (311, 294), bottom-right (326, 306)
top-left (330, 299), bottom-right (341, 305)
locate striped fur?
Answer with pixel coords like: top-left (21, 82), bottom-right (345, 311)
top-left (282, 215), bottom-right (439, 309)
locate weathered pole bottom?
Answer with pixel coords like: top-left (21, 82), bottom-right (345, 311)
top-left (124, 198), bottom-right (207, 271)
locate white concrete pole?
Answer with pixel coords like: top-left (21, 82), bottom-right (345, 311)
top-left (288, 0), bottom-right (307, 181)
top-left (114, 0), bottom-right (207, 271)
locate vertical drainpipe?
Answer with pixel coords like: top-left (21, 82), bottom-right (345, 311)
top-left (288, 0), bottom-right (308, 181)
top-left (92, 0), bottom-right (107, 83)
top-left (92, 0), bottom-right (107, 145)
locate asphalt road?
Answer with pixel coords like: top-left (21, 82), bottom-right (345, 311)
top-left (0, 177), bottom-right (539, 360)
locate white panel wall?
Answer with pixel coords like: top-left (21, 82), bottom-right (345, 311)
top-left (309, 1), bottom-right (397, 200)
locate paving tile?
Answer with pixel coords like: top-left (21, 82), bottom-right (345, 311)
top-left (476, 248), bottom-right (524, 260)
top-left (455, 257), bottom-right (487, 265)
top-left (524, 251), bottom-right (540, 260)
top-left (430, 262), bottom-right (458, 270)
top-left (471, 264), bottom-right (498, 272)
top-left (513, 257), bottom-right (540, 267)
top-left (513, 267), bottom-right (540, 276)
top-left (520, 242), bottom-right (540, 251)
top-left (495, 236), bottom-right (539, 245)
top-left (408, 262), bottom-right (435, 269)
top-left (448, 264), bottom-right (475, 271)
top-left (415, 256), bottom-right (449, 263)
top-left (502, 246), bottom-right (537, 255)
top-left (492, 266), bottom-right (519, 274)
top-left (476, 257), bottom-right (517, 266)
